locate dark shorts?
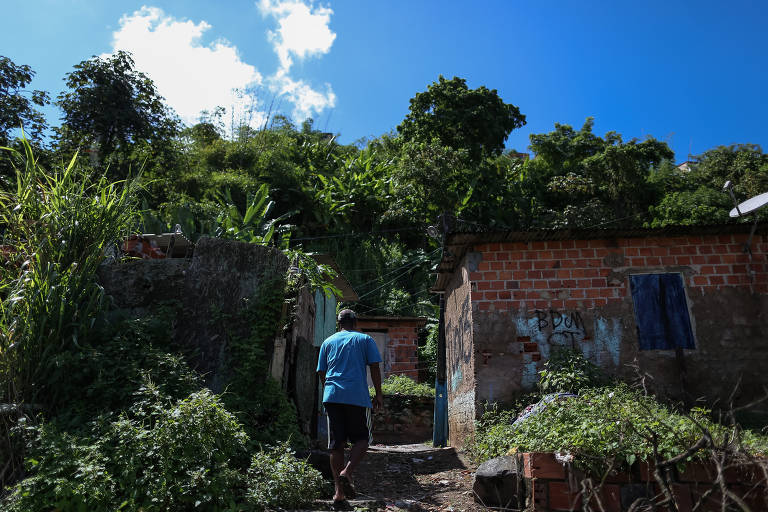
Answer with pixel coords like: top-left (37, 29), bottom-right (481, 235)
top-left (324, 402), bottom-right (372, 450)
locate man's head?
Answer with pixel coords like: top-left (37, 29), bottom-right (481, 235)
top-left (337, 309), bottom-right (357, 330)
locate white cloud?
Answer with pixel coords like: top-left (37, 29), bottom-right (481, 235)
top-left (258, 0), bottom-right (336, 120)
top-left (106, 4), bottom-right (335, 128)
top-left (106, 7), bottom-right (262, 127)
top-left (258, 0), bottom-right (336, 71)
top-left (273, 75), bottom-right (336, 121)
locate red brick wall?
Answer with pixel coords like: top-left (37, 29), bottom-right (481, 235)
top-left (522, 452), bottom-right (768, 511)
top-left (357, 318), bottom-right (424, 381)
top-left (468, 234), bottom-right (768, 313)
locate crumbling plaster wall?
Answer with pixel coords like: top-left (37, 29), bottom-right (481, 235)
top-left (444, 264), bottom-right (476, 449)
top-left (278, 286), bottom-right (317, 437)
top-left (444, 233), bottom-right (768, 445)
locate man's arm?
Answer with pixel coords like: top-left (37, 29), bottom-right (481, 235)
top-left (369, 363), bottom-right (383, 410)
top-left (318, 371), bottom-right (326, 388)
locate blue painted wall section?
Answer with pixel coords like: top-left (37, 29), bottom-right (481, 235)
top-left (315, 291), bottom-right (338, 442)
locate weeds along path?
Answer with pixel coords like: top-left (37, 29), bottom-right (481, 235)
top-left (308, 443), bottom-right (487, 511)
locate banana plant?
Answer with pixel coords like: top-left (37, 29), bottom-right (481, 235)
top-left (310, 149), bottom-right (394, 232)
top-left (214, 184), bottom-right (295, 248)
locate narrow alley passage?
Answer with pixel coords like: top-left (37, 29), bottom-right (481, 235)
top-left (307, 443), bottom-right (488, 511)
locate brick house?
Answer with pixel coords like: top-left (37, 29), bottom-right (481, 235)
top-left (432, 223), bottom-right (768, 448)
top-left (356, 316), bottom-right (427, 384)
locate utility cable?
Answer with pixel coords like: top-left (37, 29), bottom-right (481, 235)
top-left (358, 261), bottom-right (438, 300)
top-left (290, 226), bottom-right (424, 242)
top-left (352, 248), bottom-right (441, 291)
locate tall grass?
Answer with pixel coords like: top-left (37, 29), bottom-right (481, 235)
top-left (0, 140), bottom-right (139, 410)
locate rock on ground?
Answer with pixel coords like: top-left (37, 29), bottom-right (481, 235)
top-left (472, 455), bottom-right (522, 509)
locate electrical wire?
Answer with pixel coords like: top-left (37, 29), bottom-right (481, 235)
top-left (290, 226), bottom-right (424, 242)
top-left (357, 261), bottom-right (440, 300)
top-left (352, 248), bottom-right (441, 292)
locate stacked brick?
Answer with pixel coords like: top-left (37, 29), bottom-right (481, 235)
top-left (468, 233), bottom-right (768, 313)
top-left (522, 452), bottom-right (768, 511)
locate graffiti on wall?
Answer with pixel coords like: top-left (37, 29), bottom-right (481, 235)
top-left (515, 309), bottom-right (623, 388)
top-left (447, 293), bottom-right (473, 392)
top-left (534, 309), bottom-right (587, 348)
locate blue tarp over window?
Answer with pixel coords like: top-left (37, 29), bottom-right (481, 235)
top-left (629, 273), bottom-right (696, 350)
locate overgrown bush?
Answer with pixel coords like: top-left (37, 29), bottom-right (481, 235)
top-left (0, 141), bottom-right (140, 485)
top-left (4, 388), bottom-right (251, 511)
top-left (246, 442), bottom-right (324, 510)
top-left (371, 374), bottom-right (434, 397)
top-left (471, 384), bottom-right (768, 474)
top-left (3, 388), bottom-right (325, 511)
top-left (52, 314), bottom-right (201, 428)
top-left (537, 348), bottom-right (605, 394)
top-left (0, 142), bottom-right (140, 409)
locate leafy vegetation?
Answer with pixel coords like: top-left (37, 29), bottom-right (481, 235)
top-left (470, 351), bottom-right (768, 484)
top-left (1, 49), bottom-right (767, 507)
top-left (537, 348), bottom-right (606, 394)
top-left (0, 141), bottom-right (140, 411)
top-left (371, 374), bottom-right (435, 398)
top-left (0, 142), bottom-right (322, 506)
top-left (471, 384), bottom-right (768, 474)
top-left (246, 442), bottom-right (324, 509)
top-left (3, 388), bottom-right (322, 511)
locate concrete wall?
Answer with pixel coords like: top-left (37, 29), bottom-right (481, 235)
top-left (444, 265), bottom-right (476, 449)
top-left (98, 237), bottom-right (291, 393)
top-left (445, 232), bottom-right (768, 445)
top-left (372, 395), bottom-right (433, 444)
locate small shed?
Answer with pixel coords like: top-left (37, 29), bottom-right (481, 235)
top-left (356, 316), bottom-right (428, 384)
top-left (432, 223), bottom-right (768, 448)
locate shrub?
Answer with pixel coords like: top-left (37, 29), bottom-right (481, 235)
top-left (246, 442), bottom-right (324, 510)
top-left (3, 387), bottom-right (250, 511)
top-left (537, 348), bottom-right (605, 394)
top-left (371, 374), bottom-right (434, 397)
top-left (52, 315), bottom-right (202, 428)
top-left (0, 142), bottom-right (140, 409)
top-left (471, 384), bottom-right (768, 474)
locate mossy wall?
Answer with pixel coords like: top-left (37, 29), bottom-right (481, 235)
top-left (98, 237), bottom-right (290, 392)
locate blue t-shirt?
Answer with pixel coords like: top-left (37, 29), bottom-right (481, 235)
top-left (317, 330), bottom-right (382, 408)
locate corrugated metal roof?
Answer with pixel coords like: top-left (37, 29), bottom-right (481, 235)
top-left (431, 221), bottom-right (768, 292)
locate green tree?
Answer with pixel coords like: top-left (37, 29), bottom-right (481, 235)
top-left (0, 55), bottom-right (49, 145)
top-left (523, 118), bottom-right (674, 228)
top-left (648, 144), bottom-right (768, 226)
top-left (397, 76), bottom-right (526, 163)
top-left (55, 51), bottom-right (179, 177)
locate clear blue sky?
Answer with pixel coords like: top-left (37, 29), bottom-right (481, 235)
top-left (2, 0), bottom-right (767, 161)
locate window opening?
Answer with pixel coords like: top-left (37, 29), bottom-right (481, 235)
top-left (629, 273), bottom-right (695, 350)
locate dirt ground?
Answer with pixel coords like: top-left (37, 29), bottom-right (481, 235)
top-left (309, 443), bottom-right (489, 511)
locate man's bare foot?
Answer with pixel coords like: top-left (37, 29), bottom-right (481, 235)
top-left (338, 473), bottom-right (356, 499)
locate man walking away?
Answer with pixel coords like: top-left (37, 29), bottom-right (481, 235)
top-left (317, 309), bottom-right (384, 506)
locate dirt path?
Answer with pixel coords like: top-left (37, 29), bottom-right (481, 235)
top-left (310, 443), bottom-right (488, 511)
